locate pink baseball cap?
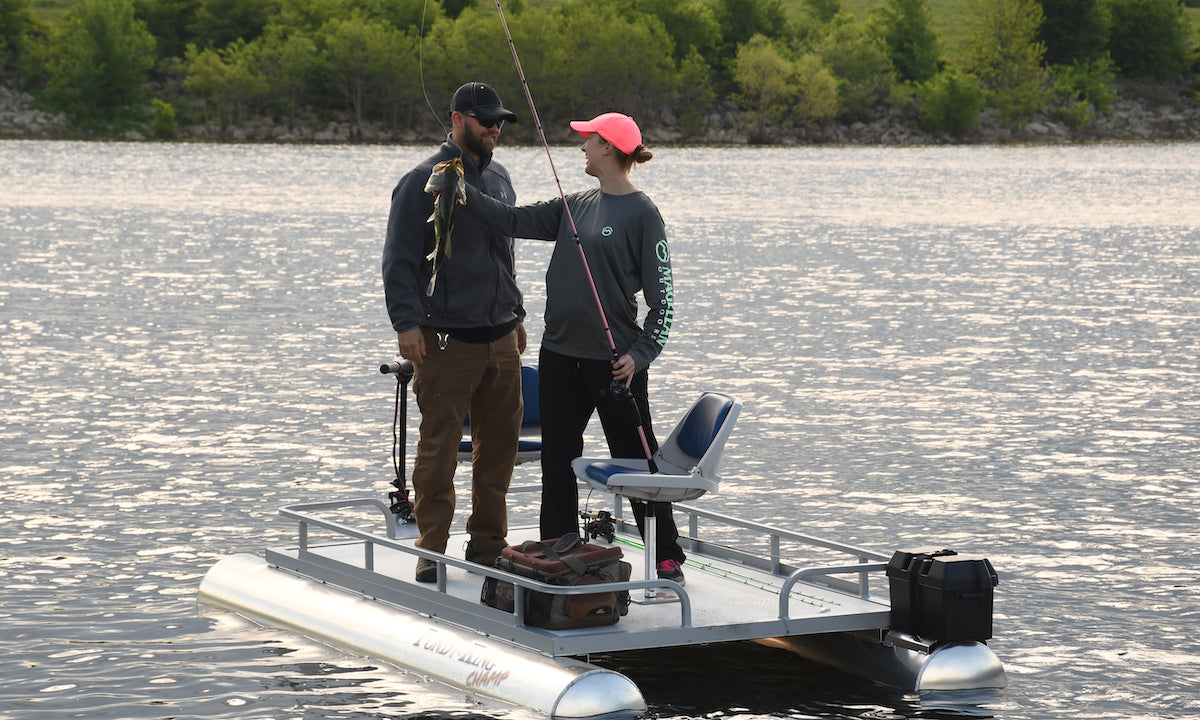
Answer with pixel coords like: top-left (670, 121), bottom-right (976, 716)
top-left (570, 113), bottom-right (642, 154)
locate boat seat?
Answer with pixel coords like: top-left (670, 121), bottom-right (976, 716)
top-left (459, 365), bottom-right (541, 466)
top-left (571, 392), bottom-right (741, 595)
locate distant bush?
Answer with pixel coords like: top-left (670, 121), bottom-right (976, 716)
top-left (26, 0), bottom-right (157, 128)
top-left (819, 15), bottom-right (896, 122)
top-left (1, 0), bottom-right (34, 69)
top-left (151, 96), bottom-right (176, 137)
top-left (871, 0), bottom-right (942, 84)
top-left (1039, 0), bottom-right (1110, 66)
top-left (963, 0), bottom-right (1050, 124)
top-left (734, 34), bottom-right (839, 136)
top-left (916, 67), bottom-right (984, 136)
top-left (1051, 56), bottom-right (1117, 127)
top-left (1107, 0), bottom-right (1191, 79)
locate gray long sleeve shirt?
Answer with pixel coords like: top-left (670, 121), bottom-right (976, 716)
top-left (465, 184), bottom-right (674, 371)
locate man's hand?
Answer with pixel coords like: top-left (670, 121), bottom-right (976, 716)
top-left (397, 328), bottom-right (425, 361)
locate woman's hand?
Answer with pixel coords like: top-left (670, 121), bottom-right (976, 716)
top-left (611, 354), bottom-right (635, 385)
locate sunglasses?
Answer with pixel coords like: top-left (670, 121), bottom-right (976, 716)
top-left (464, 112), bottom-right (504, 130)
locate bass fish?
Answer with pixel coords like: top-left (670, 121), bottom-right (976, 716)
top-left (423, 157), bottom-right (467, 296)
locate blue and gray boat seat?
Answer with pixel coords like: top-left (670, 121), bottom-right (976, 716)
top-left (459, 365), bottom-right (542, 465)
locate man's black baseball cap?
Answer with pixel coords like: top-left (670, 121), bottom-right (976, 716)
top-left (450, 82), bottom-right (519, 124)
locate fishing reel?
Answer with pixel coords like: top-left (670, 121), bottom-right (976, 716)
top-left (581, 509), bottom-right (616, 544)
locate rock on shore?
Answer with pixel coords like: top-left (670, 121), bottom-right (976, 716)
top-left (3, 79), bottom-right (1198, 145)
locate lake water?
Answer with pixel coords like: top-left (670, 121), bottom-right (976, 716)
top-left (1, 139), bottom-right (1198, 720)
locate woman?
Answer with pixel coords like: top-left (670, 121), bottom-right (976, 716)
top-left (461, 112), bottom-right (685, 584)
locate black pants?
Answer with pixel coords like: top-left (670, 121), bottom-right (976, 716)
top-left (537, 347), bottom-right (685, 563)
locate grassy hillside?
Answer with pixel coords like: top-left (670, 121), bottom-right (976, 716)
top-left (30, 0), bottom-right (71, 23)
top-left (813, 0), bottom-right (1199, 65)
top-left (835, 0), bottom-right (975, 61)
top-left (29, 0), bottom-right (1200, 61)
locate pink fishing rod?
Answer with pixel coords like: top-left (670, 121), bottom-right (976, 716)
top-left (493, 0), bottom-right (658, 472)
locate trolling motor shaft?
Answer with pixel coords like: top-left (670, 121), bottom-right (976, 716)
top-left (382, 357), bottom-right (416, 522)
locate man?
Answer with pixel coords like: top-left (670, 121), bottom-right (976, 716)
top-left (382, 82), bottom-right (526, 582)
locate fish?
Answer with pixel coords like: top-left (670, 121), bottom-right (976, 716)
top-left (423, 157), bottom-right (466, 296)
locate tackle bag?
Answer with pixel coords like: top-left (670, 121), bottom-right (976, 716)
top-left (480, 532), bottom-right (631, 629)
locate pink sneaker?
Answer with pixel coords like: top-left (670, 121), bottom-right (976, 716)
top-left (656, 559), bottom-right (685, 586)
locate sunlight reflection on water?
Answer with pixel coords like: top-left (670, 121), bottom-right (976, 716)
top-left (2, 140), bottom-right (1199, 720)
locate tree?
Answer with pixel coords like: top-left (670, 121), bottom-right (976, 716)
top-left (916, 67), bottom-right (984, 136)
top-left (182, 39), bottom-right (267, 125)
top-left (963, 0), bottom-right (1049, 124)
top-left (253, 26), bottom-right (320, 119)
top-left (133, 0), bottom-right (202, 60)
top-left (188, 0), bottom-right (277, 50)
top-left (819, 15), bottom-right (895, 122)
top-left (619, 0), bottom-right (721, 64)
top-left (802, 0), bottom-right (842, 24)
top-left (555, 2), bottom-right (679, 121)
top-left (1, 0), bottom-right (34, 69)
top-left (1107, 0), bottom-right (1190, 79)
top-left (734, 34), bottom-right (838, 137)
top-left (712, 0), bottom-right (787, 56)
top-left (871, 0), bottom-right (941, 84)
top-left (36, 0), bottom-right (158, 127)
top-left (1038, 0), bottom-right (1109, 66)
top-left (321, 13), bottom-right (415, 135)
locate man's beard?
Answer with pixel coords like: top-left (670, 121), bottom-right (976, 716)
top-left (463, 124), bottom-right (493, 164)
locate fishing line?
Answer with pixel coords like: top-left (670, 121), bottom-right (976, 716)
top-left (418, 0), bottom-right (447, 135)
top-left (493, 0), bottom-right (657, 471)
top-left (492, 0), bottom-right (617, 359)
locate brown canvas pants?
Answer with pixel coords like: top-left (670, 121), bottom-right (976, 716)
top-left (410, 327), bottom-right (522, 555)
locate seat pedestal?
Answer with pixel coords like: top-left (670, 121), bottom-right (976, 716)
top-left (633, 501), bottom-right (678, 603)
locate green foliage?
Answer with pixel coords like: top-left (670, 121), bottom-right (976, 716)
top-left (32, 0), bottom-right (157, 127)
top-left (818, 14), bottom-right (895, 121)
top-left (916, 66), bottom-right (983, 135)
top-left (182, 38), bottom-right (266, 124)
top-left (555, 1), bottom-right (678, 120)
top-left (1107, 0), bottom-right (1191, 79)
top-left (1, 0), bottom-right (35, 68)
top-left (133, 0), bottom-right (200, 59)
top-left (963, 0), bottom-right (1049, 124)
top-left (320, 13), bottom-right (415, 134)
top-left (1038, 0), bottom-right (1109, 66)
top-left (734, 34), bottom-right (838, 136)
top-left (676, 45), bottom-right (715, 134)
top-left (150, 95), bottom-right (176, 135)
top-left (252, 25), bottom-right (319, 118)
top-left (802, 0), bottom-right (842, 23)
top-left (11, 0), bottom-right (1199, 138)
top-left (188, 0), bottom-right (276, 50)
top-left (713, 0), bottom-right (788, 55)
top-left (870, 0), bottom-right (941, 83)
top-left (1051, 56), bottom-right (1116, 127)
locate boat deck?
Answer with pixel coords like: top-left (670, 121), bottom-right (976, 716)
top-left (264, 493), bottom-right (893, 658)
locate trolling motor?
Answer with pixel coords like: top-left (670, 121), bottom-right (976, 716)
top-left (380, 358), bottom-right (416, 523)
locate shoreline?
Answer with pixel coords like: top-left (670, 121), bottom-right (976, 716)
top-left (3, 81), bottom-right (1198, 146)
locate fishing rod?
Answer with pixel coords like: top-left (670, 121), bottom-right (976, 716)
top-left (493, 0), bottom-right (657, 473)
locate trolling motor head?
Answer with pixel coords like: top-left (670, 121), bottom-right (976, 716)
top-left (380, 358), bottom-right (415, 383)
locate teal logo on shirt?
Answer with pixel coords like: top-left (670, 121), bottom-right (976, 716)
top-left (602, 226), bottom-right (613, 236)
